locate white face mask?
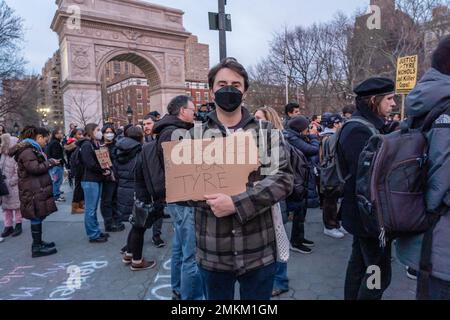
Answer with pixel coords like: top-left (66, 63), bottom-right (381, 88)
top-left (104, 133), bottom-right (115, 141)
top-left (95, 131), bottom-right (103, 141)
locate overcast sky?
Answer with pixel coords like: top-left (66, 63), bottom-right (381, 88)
top-left (6, 0), bottom-right (368, 74)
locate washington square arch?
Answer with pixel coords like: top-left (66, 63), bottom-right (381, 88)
top-left (51, 0), bottom-right (205, 131)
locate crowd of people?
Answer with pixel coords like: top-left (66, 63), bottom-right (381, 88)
top-left (0, 35), bottom-right (449, 301)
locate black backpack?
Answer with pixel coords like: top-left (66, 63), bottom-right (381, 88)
top-left (140, 126), bottom-right (177, 201)
top-left (284, 140), bottom-right (309, 202)
top-left (320, 117), bottom-right (378, 195)
top-left (69, 146), bottom-right (83, 170)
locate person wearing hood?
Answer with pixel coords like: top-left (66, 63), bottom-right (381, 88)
top-left (283, 115), bottom-right (319, 254)
top-left (190, 58), bottom-right (293, 300)
top-left (337, 77), bottom-right (397, 300)
top-left (0, 134), bottom-right (23, 238)
top-left (79, 123), bottom-right (111, 243)
top-left (147, 105), bottom-right (196, 249)
top-left (11, 126), bottom-right (59, 258)
top-left (66, 128), bottom-right (85, 214)
top-left (99, 124), bottom-right (125, 232)
top-left (118, 124), bottom-right (159, 271)
top-left (115, 126), bottom-right (143, 223)
top-left (154, 96), bottom-right (200, 299)
top-left (395, 35), bottom-right (450, 300)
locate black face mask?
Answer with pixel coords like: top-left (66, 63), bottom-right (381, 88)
top-left (214, 86), bottom-right (243, 113)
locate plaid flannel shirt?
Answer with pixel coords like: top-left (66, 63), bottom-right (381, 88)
top-left (191, 108), bottom-right (294, 275)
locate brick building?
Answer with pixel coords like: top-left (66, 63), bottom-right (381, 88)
top-left (102, 35), bottom-right (210, 126)
top-left (105, 75), bottom-right (151, 125)
top-left (185, 35), bottom-right (210, 107)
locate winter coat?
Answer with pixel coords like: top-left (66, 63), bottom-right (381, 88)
top-left (283, 129), bottom-right (320, 209)
top-left (115, 137), bottom-right (142, 218)
top-left (45, 138), bottom-right (65, 166)
top-left (337, 99), bottom-right (392, 237)
top-left (187, 107), bottom-right (293, 274)
top-left (395, 68), bottom-right (450, 281)
top-left (10, 141), bottom-right (57, 220)
top-left (135, 114), bottom-right (194, 205)
top-left (79, 139), bottom-right (105, 183)
top-left (0, 137), bottom-right (20, 210)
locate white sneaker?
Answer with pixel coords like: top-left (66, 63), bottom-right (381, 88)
top-left (324, 228), bottom-right (345, 239)
top-left (0, 237), bottom-right (4, 243)
top-left (338, 226), bottom-right (349, 235)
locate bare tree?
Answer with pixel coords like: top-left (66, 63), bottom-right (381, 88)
top-left (0, 0), bottom-right (24, 80)
top-left (266, 24), bottom-right (327, 115)
top-left (65, 92), bottom-right (101, 126)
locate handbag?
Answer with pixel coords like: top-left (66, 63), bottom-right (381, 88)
top-left (130, 199), bottom-right (163, 229)
top-left (272, 202), bottom-right (290, 263)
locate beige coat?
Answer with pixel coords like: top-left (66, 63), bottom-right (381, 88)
top-left (0, 135), bottom-right (20, 209)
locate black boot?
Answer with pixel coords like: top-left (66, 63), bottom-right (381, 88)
top-left (1, 226), bottom-right (14, 238)
top-left (11, 223), bottom-right (22, 237)
top-left (31, 224), bottom-right (57, 258)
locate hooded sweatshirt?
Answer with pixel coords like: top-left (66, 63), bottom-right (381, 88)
top-left (396, 68), bottom-right (450, 281)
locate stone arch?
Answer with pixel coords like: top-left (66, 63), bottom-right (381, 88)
top-left (96, 49), bottom-right (163, 90)
top-left (52, 0), bottom-right (190, 132)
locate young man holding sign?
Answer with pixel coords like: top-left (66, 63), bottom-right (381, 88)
top-left (192, 58), bottom-right (294, 300)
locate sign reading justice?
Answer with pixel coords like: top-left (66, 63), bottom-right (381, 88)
top-left (162, 131), bottom-right (260, 203)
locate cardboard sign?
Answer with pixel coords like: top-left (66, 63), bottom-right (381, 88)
top-left (396, 55), bottom-right (418, 94)
top-left (162, 131), bottom-right (260, 203)
top-left (95, 147), bottom-right (113, 170)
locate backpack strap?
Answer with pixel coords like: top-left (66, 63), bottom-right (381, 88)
top-left (421, 102), bottom-right (450, 133)
top-left (334, 117), bottom-right (378, 182)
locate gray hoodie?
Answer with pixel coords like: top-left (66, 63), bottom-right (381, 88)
top-left (396, 68), bottom-right (450, 282)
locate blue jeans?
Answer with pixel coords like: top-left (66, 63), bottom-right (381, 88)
top-left (81, 181), bottom-right (102, 240)
top-left (30, 217), bottom-right (45, 225)
top-left (273, 262), bottom-right (289, 291)
top-left (198, 263), bottom-right (277, 300)
top-left (50, 166), bottom-right (64, 199)
top-left (167, 204), bottom-right (203, 300)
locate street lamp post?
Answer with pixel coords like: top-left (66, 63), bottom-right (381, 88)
top-left (126, 106), bottom-right (133, 125)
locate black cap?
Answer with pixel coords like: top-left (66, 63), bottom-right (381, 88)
top-left (288, 116), bottom-right (310, 133)
top-left (149, 111), bottom-right (161, 117)
top-left (353, 77), bottom-right (395, 97)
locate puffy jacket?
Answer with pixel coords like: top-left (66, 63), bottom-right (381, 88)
top-left (283, 129), bottom-right (320, 208)
top-left (10, 141), bottom-right (57, 219)
top-left (0, 136), bottom-right (20, 210)
top-left (115, 137), bottom-right (142, 219)
top-left (396, 68), bottom-right (450, 281)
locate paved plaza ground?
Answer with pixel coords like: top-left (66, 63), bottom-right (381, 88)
top-left (0, 183), bottom-right (416, 300)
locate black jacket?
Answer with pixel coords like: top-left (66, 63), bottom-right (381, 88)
top-left (79, 139), bottom-right (105, 183)
top-left (283, 129), bottom-right (320, 209)
top-left (153, 114), bottom-right (195, 163)
top-left (115, 137), bottom-right (142, 218)
top-left (135, 114), bottom-right (194, 204)
top-left (45, 138), bottom-right (65, 166)
top-left (103, 141), bottom-right (118, 180)
top-left (337, 102), bottom-right (389, 237)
